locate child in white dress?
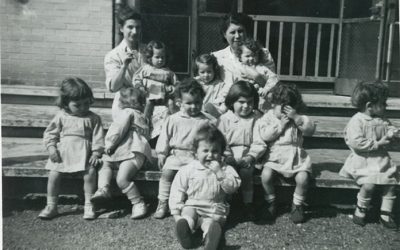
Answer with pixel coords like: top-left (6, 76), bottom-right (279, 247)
top-left (217, 81), bottom-right (261, 220)
top-left (339, 81), bottom-right (400, 229)
top-left (248, 83), bottom-right (316, 224)
top-left (38, 78), bottom-right (105, 220)
top-left (154, 79), bottom-right (215, 219)
top-left (170, 124), bottom-right (241, 250)
top-left (234, 38), bottom-right (279, 112)
top-left (91, 87), bottom-right (153, 219)
top-left (193, 54), bottom-right (229, 118)
top-left (133, 40), bottom-right (178, 138)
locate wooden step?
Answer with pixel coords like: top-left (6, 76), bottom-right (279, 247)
top-left (2, 84), bottom-right (400, 111)
top-left (3, 137), bottom-right (400, 189)
top-left (3, 103), bottom-right (400, 139)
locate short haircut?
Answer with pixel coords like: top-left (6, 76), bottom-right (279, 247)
top-left (143, 40), bottom-right (168, 66)
top-left (56, 77), bottom-right (94, 110)
top-left (193, 53), bottom-right (220, 78)
top-left (193, 124), bottom-right (226, 153)
top-left (351, 81), bottom-right (389, 111)
top-left (234, 38), bottom-right (263, 63)
top-left (269, 82), bottom-right (306, 112)
top-left (119, 87), bottom-right (146, 110)
top-left (225, 80), bottom-right (259, 111)
top-left (117, 8), bottom-right (141, 26)
top-left (220, 13), bottom-right (253, 43)
top-left (174, 78), bottom-right (206, 100)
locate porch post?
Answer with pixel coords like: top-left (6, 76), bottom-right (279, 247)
top-left (335, 0), bottom-right (345, 77)
top-left (190, 0), bottom-right (199, 77)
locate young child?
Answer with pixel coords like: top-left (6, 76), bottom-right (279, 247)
top-left (133, 40), bottom-right (178, 138)
top-left (193, 54), bottom-right (229, 118)
top-left (154, 78), bottom-right (215, 219)
top-left (38, 77), bottom-right (104, 220)
top-left (248, 83), bottom-right (316, 224)
top-left (234, 38), bottom-right (279, 111)
top-left (91, 87), bottom-right (153, 219)
top-left (339, 81), bottom-right (399, 229)
top-left (217, 81), bottom-right (261, 220)
top-left (169, 124), bottom-right (241, 250)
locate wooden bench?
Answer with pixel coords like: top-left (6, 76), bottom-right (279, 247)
top-left (3, 137), bottom-right (400, 190)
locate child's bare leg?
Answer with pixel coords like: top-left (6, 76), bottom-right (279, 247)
top-left (38, 170), bottom-right (62, 219)
top-left (91, 162), bottom-right (113, 203)
top-left (83, 167), bottom-right (97, 220)
top-left (201, 217), bottom-right (223, 250)
top-left (261, 167), bottom-right (276, 204)
top-left (144, 99), bottom-right (155, 120)
top-left (353, 183), bottom-right (375, 226)
top-left (154, 169), bottom-right (177, 219)
top-left (380, 185), bottom-right (397, 229)
top-left (175, 207), bottom-right (197, 248)
top-left (293, 171), bottom-right (310, 205)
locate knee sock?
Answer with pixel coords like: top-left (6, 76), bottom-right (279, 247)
top-left (380, 195), bottom-right (396, 221)
top-left (264, 194), bottom-right (276, 204)
top-left (293, 192), bottom-right (306, 206)
top-left (47, 196), bottom-right (58, 206)
top-left (158, 179), bottom-right (172, 201)
top-left (122, 182), bottom-right (142, 205)
top-left (84, 193), bottom-right (93, 206)
top-left (355, 192), bottom-right (371, 217)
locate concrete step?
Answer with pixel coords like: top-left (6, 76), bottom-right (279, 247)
top-left (3, 137), bottom-right (400, 189)
top-left (3, 84), bottom-right (400, 111)
top-left (3, 103), bottom-right (400, 140)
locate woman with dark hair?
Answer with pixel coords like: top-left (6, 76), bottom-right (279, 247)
top-left (212, 13), bottom-right (276, 88)
top-left (104, 8), bottom-right (145, 119)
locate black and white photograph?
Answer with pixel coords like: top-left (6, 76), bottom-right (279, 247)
top-left (1, 0), bottom-right (400, 249)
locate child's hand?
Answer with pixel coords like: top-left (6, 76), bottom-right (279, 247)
top-left (283, 105), bottom-right (297, 120)
top-left (258, 88), bottom-right (269, 97)
top-left (377, 135), bottom-right (391, 148)
top-left (240, 156), bottom-right (255, 168)
top-left (208, 160), bottom-right (222, 173)
top-left (48, 147), bottom-right (62, 163)
top-left (89, 154), bottom-right (102, 168)
top-left (280, 114), bottom-right (290, 128)
top-left (158, 155), bottom-right (167, 170)
top-left (165, 85), bottom-right (175, 93)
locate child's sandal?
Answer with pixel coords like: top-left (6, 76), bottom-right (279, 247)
top-left (352, 205), bottom-right (367, 227)
top-left (380, 211), bottom-right (398, 230)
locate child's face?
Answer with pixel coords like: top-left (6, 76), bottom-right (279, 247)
top-left (197, 63), bottom-right (215, 84)
top-left (151, 48), bottom-right (166, 68)
top-left (369, 102), bottom-right (387, 117)
top-left (67, 98), bottom-right (90, 116)
top-left (196, 140), bottom-right (222, 167)
top-left (233, 96), bottom-right (254, 117)
top-left (181, 93), bottom-right (203, 117)
top-left (240, 46), bottom-right (258, 66)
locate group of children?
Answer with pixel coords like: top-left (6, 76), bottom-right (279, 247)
top-left (37, 37), bottom-right (399, 249)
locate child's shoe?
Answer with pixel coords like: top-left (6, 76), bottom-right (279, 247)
top-left (380, 211), bottom-right (398, 230)
top-left (204, 221), bottom-right (222, 250)
top-left (131, 201), bottom-right (148, 219)
top-left (290, 203), bottom-right (305, 224)
top-left (90, 187), bottom-right (111, 204)
top-left (83, 204), bottom-right (96, 220)
top-left (175, 218), bottom-right (193, 249)
top-left (352, 205), bottom-right (367, 227)
top-left (243, 203), bottom-right (256, 221)
top-left (38, 205), bottom-right (58, 220)
top-left (153, 200), bottom-right (169, 219)
top-left (262, 200), bottom-right (276, 221)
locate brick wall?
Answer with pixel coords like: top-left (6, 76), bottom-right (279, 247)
top-left (1, 0), bottom-right (112, 89)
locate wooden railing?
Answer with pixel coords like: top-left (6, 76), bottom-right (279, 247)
top-left (250, 15), bottom-right (341, 83)
top-left (384, 21), bottom-right (399, 83)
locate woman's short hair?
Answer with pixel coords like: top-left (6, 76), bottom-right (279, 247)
top-left (220, 13), bottom-right (253, 42)
top-left (351, 81), bottom-right (389, 111)
top-left (193, 124), bottom-right (226, 153)
top-left (269, 82), bottom-right (306, 112)
top-left (174, 78), bottom-right (206, 100)
top-left (225, 81), bottom-right (259, 111)
top-left (117, 8), bottom-right (141, 26)
top-left (192, 54), bottom-right (220, 77)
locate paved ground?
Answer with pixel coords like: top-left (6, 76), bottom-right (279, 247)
top-left (3, 199), bottom-right (400, 250)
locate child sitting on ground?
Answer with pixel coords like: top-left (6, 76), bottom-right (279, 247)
top-left (91, 87), bottom-right (153, 219)
top-left (193, 54), bottom-right (229, 118)
top-left (170, 124), bottom-right (241, 250)
top-left (248, 83), bottom-right (316, 224)
top-left (339, 81), bottom-right (400, 230)
top-left (133, 40), bottom-right (178, 138)
top-left (218, 81), bottom-right (261, 220)
top-left (38, 77), bottom-right (104, 220)
top-left (154, 79), bottom-right (216, 219)
top-left (234, 38), bottom-right (278, 112)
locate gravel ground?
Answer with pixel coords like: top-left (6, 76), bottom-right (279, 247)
top-left (3, 200), bottom-right (400, 250)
